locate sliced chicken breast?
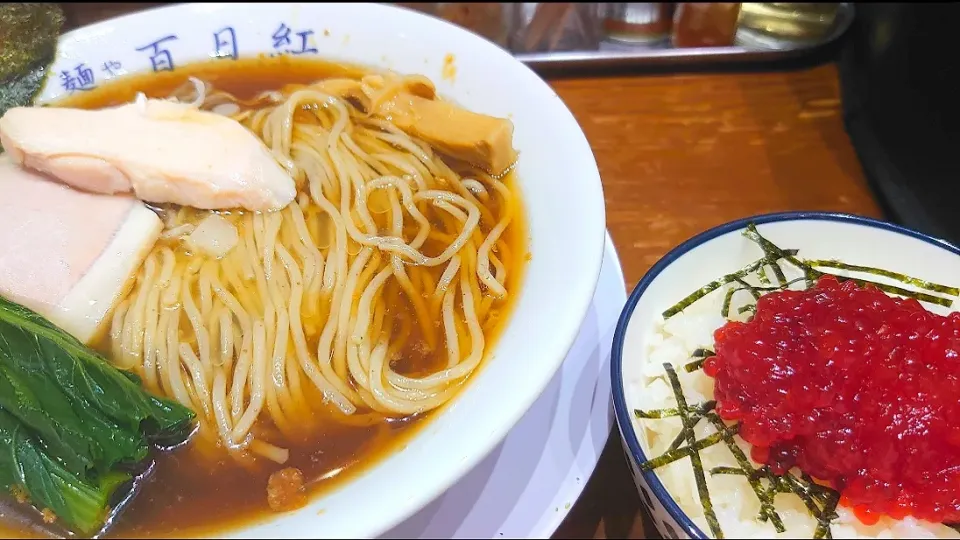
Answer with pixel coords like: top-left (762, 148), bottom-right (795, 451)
top-left (0, 98), bottom-right (296, 212)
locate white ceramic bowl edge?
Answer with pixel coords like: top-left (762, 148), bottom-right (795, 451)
top-left (46, 3), bottom-right (607, 538)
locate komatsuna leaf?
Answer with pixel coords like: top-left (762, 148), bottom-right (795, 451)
top-left (0, 295), bottom-right (196, 444)
top-left (0, 407), bottom-right (131, 537)
top-left (0, 324), bottom-right (149, 475)
top-left (0, 338), bottom-right (90, 475)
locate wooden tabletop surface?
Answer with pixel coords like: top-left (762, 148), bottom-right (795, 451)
top-left (60, 4), bottom-right (882, 539)
top-left (549, 63), bottom-right (879, 539)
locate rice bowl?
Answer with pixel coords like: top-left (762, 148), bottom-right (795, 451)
top-left (613, 213), bottom-right (960, 539)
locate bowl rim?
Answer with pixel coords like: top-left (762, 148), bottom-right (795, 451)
top-left (48, 3), bottom-right (607, 538)
top-left (610, 211), bottom-right (960, 539)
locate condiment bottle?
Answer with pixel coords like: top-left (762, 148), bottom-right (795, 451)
top-left (737, 3), bottom-right (840, 49)
top-left (511, 3), bottom-right (601, 53)
top-left (672, 2), bottom-right (742, 48)
top-left (601, 3), bottom-right (675, 45)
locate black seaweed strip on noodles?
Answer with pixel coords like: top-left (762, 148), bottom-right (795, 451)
top-left (664, 363), bottom-right (724, 538)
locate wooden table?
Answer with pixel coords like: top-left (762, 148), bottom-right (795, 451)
top-left (550, 64), bottom-right (879, 539)
top-left (61, 4), bottom-right (881, 538)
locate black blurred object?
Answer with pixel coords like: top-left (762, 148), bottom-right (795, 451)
top-left (839, 3), bottom-right (960, 244)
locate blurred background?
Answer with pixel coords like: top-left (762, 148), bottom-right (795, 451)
top-left (61, 3), bottom-right (847, 55)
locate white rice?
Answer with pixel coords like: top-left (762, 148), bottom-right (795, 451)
top-left (629, 284), bottom-right (960, 539)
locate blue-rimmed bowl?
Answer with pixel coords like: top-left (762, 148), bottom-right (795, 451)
top-left (611, 212), bottom-right (960, 539)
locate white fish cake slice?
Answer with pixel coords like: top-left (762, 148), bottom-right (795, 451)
top-left (0, 157), bottom-right (161, 344)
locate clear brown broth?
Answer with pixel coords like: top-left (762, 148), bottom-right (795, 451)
top-left (0, 56), bottom-right (527, 539)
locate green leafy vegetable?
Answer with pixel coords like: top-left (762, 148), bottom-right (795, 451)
top-left (0, 342), bottom-right (94, 475)
top-left (0, 4), bottom-right (64, 121)
top-left (0, 295), bottom-right (196, 535)
top-left (0, 408), bottom-right (130, 537)
top-left (0, 295), bottom-right (195, 440)
top-left (0, 321), bottom-right (150, 475)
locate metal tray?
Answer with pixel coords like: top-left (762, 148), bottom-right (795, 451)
top-left (513, 3), bottom-right (855, 70)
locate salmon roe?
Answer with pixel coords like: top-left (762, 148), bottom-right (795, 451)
top-left (703, 275), bottom-right (960, 524)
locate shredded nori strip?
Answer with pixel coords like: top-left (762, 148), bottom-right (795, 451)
top-left (638, 429), bottom-right (730, 471)
top-left (806, 259), bottom-right (960, 296)
top-left (709, 458), bottom-right (840, 538)
top-left (745, 224), bottom-right (955, 307)
top-left (807, 260), bottom-right (960, 296)
top-left (683, 349), bottom-right (715, 373)
top-left (767, 255), bottom-right (790, 286)
top-left (664, 223), bottom-right (958, 319)
top-left (636, 400), bottom-right (734, 471)
top-left (640, 223), bottom-right (960, 537)
top-left (720, 288), bottom-right (737, 318)
top-left (708, 466), bottom-right (745, 476)
top-left (813, 488), bottom-right (840, 539)
top-left (757, 265), bottom-right (770, 285)
top-left (663, 257), bottom-right (769, 319)
top-left (664, 364), bottom-right (723, 538)
top-left (634, 401), bottom-right (716, 420)
top-left (704, 413), bottom-right (784, 532)
top-left (684, 358), bottom-right (706, 373)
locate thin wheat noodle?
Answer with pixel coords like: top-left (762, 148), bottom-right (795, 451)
top-left (110, 71), bottom-right (519, 464)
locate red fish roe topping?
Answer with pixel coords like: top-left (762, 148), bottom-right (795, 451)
top-left (704, 274), bottom-right (960, 524)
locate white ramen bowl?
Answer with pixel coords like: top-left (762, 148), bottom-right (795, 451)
top-left (40, 3), bottom-right (606, 538)
top-left (612, 212), bottom-right (960, 539)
